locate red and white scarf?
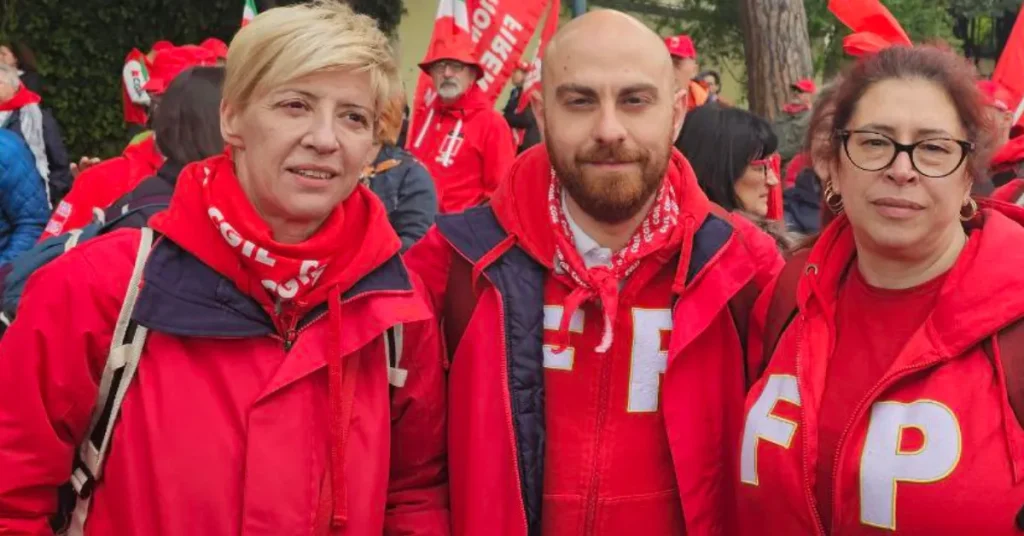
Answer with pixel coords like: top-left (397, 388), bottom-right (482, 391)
top-left (548, 168), bottom-right (680, 353)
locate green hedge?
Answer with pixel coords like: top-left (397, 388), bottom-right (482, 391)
top-left (7, 0), bottom-right (241, 158)
top-left (5, 0), bottom-right (404, 159)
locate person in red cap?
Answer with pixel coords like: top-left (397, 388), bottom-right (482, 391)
top-left (977, 80), bottom-right (1024, 201)
top-left (408, 32), bottom-right (516, 213)
top-left (503, 60), bottom-right (540, 153)
top-left (664, 34), bottom-right (708, 113)
top-left (41, 45), bottom-right (218, 241)
top-left (773, 77), bottom-right (817, 166)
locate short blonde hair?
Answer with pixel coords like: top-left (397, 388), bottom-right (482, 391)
top-left (224, 0), bottom-right (397, 131)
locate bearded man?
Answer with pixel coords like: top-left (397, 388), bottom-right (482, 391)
top-left (408, 32), bottom-right (516, 213)
top-left (406, 9), bottom-right (783, 536)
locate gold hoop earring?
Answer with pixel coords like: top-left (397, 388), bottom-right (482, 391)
top-left (959, 197), bottom-right (978, 222)
top-left (824, 180), bottom-right (844, 214)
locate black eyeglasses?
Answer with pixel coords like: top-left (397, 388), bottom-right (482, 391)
top-left (429, 60), bottom-right (468, 75)
top-left (836, 129), bottom-right (975, 178)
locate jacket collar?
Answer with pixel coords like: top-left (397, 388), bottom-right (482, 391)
top-left (800, 203), bottom-right (1024, 359)
top-left (133, 238), bottom-right (416, 338)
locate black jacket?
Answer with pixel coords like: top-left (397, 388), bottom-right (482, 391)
top-left (503, 88), bottom-right (540, 154)
top-left (783, 168), bottom-right (822, 235)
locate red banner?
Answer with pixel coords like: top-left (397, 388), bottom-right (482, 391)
top-left (516, 0), bottom-right (560, 114)
top-left (470, 0), bottom-right (549, 102)
top-left (408, 0), bottom-right (549, 149)
top-left (828, 0), bottom-right (911, 57)
top-left (994, 6), bottom-right (1024, 124)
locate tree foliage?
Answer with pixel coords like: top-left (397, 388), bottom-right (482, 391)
top-left (1, 0), bottom-right (405, 160)
top-left (595, 0), bottom-right (1017, 94)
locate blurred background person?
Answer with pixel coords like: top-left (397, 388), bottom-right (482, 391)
top-left (362, 89), bottom-right (437, 251)
top-left (677, 102), bottom-right (794, 248)
top-left (0, 40), bottom-right (43, 94)
top-left (0, 129), bottom-right (48, 263)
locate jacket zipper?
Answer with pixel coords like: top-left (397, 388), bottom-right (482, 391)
top-left (795, 315), bottom-right (827, 536)
top-left (449, 247), bottom-right (530, 531)
top-left (583, 347), bottom-right (613, 534)
top-left (274, 288), bottom-right (410, 351)
top-left (827, 355), bottom-right (945, 535)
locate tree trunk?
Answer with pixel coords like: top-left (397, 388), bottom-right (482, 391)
top-left (739, 0), bottom-right (813, 119)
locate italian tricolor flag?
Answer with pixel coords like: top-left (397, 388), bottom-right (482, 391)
top-left (242, 0), bottom-right (257, 27)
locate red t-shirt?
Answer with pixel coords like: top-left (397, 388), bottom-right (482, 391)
top-left (815, 262), bottom-right (948, 531)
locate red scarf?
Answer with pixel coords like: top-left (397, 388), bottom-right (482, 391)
top-left (149, 151), bottom-right (401, 527)
top-left (0, 85), bottom-right (41, 112)
top-left (549, 169), bottom-right (680, 353)
top-left (150, 151), bottom-right (400, 327)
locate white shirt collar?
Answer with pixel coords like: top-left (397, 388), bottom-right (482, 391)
top-left (562, 191), bottom-right (613, 269)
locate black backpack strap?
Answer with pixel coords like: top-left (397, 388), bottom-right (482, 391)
top-left (985, 318), bottom-right (1024, 427)
top-left (436, 206), bottom-right (510, 363)
top-left (750, 249), bottom-right (809, 387)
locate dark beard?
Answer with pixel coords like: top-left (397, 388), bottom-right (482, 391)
top-left (550, 138), bottom-right (669, 225)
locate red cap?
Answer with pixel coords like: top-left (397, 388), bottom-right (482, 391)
top-left (418, 31), bottom-right (481, 77)
top-left (664, 35), bottom-right (697, 59)
top-left (143, 45), bottom-right (219, 95)
top-left (791, 78), bottom-right (817, 94)
top-left (151, 40), bottom-right (174, 53)
top-left (200, 38), bottom-right (229, 59)
top-left (978, 80), bottom-right (1012, 113)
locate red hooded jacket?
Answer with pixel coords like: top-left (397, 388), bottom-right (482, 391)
top-left (405, 145), bottom-right (783, 535)
top-left (407, 85), bottom-right (516, 213)
top-left (739, 205), bottom-right (1024, 535)
top-left (0, 183), bottom-right (449, 533)
top-left (41, 136), bottom-right (164, 240)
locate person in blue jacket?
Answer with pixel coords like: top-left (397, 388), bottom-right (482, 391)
top-left (0, 129), bottom-right (47, 263)
top-left (363, 91), bottom-right (438, 252)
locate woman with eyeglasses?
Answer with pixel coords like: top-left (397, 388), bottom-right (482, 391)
top-left (676, 102), bottom-right (795, 249)
top-left (737, 45), bottom-right (1024, 535)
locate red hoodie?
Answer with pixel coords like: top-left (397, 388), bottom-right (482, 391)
top-left (405, 145), bottom-right (783, 535)
top-left (407, 85), bottom-right (516, 213)
top-left (41, 136), bottom-right (164, 240)
top-left (739, 204), bottom-right (1024, 535)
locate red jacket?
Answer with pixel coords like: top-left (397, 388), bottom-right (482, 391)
top-left (407, 86), bottom-right (515, 213)
top-left (405, 145), bottom-right (783, 535)
top-left (993, 178), bottom-right (1024, 205)
top-left (41, 137), bottom-right (164, 240)
top-left (0, 228), bottom-right (449, 535)
top-left (739, 205), bottom-right (1024, 535)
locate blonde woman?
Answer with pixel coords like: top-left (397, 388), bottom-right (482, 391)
top-left (0, 2), bottom-right (448, 535)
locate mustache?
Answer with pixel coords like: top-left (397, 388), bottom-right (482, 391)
top-left (577, 144), bottom-right (645, 164)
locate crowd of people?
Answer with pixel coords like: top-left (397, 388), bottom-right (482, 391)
top-left (0, 0), bottom-right (1022, 534)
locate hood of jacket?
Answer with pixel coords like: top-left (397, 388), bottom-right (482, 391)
top-left (799, 200), bottom-right (1024, 359)
top-left (489, 144), bottom-right (712, 288)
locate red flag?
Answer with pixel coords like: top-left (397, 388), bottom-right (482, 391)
top-left (994, 6), bottom-right (1024, 124)
top-left (407, 0), bottom-right (470, 148)
top-left (828, 0), bottom-right (912, 57)
top-left (516, 0), bottom-right (560, 114)
top-left (408, 0), bottom-right (549, 149)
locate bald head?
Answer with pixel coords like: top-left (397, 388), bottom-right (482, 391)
top-left (530, 9), bottom-right (685, 226)
top-left (543, 10), bottom-right (673, 87)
